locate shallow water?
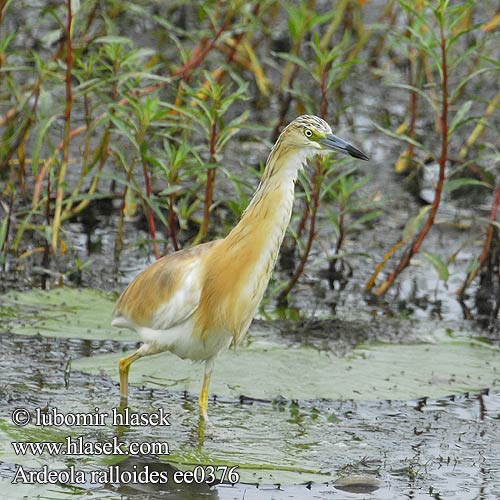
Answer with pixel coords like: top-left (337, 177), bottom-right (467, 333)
top-left (1, 3), bottom-right (499, 499)
top-left (1, 316), bottom-right (499, 499)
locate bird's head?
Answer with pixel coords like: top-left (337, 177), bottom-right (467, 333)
top-left (282, 115), bottom-right (369, 161)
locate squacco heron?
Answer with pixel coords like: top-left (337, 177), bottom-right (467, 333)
top-left (112, 115), bottom-right (368, 420)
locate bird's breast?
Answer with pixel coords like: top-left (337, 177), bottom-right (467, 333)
top-left (196, 183), bottom-right (295, 342)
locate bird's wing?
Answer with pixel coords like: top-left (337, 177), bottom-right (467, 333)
top-left (112, 241), bottom-right (218, 331)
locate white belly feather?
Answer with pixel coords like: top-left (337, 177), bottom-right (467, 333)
top-left (136, 318), bottom-right (232, 361)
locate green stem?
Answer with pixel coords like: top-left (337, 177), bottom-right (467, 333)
top-left (51, 0), bottom-right (73, 252)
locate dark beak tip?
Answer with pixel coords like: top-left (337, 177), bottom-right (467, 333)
top-left (321, 134), bottom-right (369, 160)
top-left (347, 145), bottom-right (369, 161)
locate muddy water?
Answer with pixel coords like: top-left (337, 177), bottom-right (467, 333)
top-left (1, 326), bottom-right (499, 500)
top-left (1, 155), bottom-right (498, 500)
top-left (1, 89), bottom-right (498, 500)
top-left (1, 3), bottom-right (499, 499)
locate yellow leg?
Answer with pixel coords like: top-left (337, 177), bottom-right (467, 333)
top-left (119, 351), bottom-right (142, 400)
top-left (198, 370), bottom-right (212, 421)
top-left (196, 417), bottom-right (207, 447)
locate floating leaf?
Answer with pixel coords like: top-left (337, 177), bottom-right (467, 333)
top-left (2, 289), bottom-right (499, 402)
top-left (74, 339), bottom-right (499, 402)
top-left (0, 288), bottom-right (133, 341)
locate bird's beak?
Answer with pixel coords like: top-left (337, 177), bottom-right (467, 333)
top-left (319, 134), bottom-right (369, 161)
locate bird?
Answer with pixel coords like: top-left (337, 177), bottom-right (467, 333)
top-left (112, 115), bottom-right (369, 420)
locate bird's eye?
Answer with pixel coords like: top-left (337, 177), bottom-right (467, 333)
top-left (304, 129), bottom-right (312, 138)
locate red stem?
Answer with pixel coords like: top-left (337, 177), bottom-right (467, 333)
top-left (375, 17), bottom-right (449, 295)
top-left (277, 167), bottom-right (322, 303)
top-left (171, 18), bottom-right (231, 81)
top-left (277, 69), bottom-right (329, 303)
top-left (479, 185), bottom-right (500, 266)
top-left (142, 159), bottom-right (160, 259)
top-left (0, 0), bottom-right (8, 25)
top-left (168, 192), bottom-right (179, 251)
top-left (458, 184), bottom-right (500, 296)
top-left (199, 121), bottom-right (218, 241)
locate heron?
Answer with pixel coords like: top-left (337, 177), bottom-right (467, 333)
top-left (112, 115), bottom-right (368, 420)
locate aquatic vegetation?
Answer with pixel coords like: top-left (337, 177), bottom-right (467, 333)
top-left (0, 0), bottom-right (498, 323)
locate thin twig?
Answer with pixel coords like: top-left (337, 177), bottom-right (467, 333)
top-left (457, 184), bottom-right (500, 296)
top-left (277, 163), bottom-right (322, 304)
top-left (374, 12), bottom-right (449, 295)
top-left (195, 120), bottom-right (218, 244)
top-left (51, 0), bottom-right (73, 252)
top-left (141, 156), bottom-right (160, 259)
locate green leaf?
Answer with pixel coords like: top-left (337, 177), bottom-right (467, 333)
top-left (443, 178), bottom-right (492, 192)
top-left (272, 51), bottom-right (310, 73)
top-left (70, 0), bottom-right (80, 14)
top-left (449, 100), bottom-right (473, 136)
top-left (31, 115), bottom-right (58, 176)
top-left (449, 68), bottom-right (492, 103)
top-left (41, 28), bottom-right (63, 47)
top-left (142, 192), bottom-right (168, 226)
top-left (372, 122), bottom-right (430, 155)
top-left (465, 255), bottom-right (480, 274)
top-left (422, 251), bottom-right (449, 281)
top-left (108, 114), bottom-right (139, 149)
top-left (0, 216), bottom-right (8, 256)
top-left (403, 205), bottom-right (432, 240)
top-left (347, 210), bottom-right (384, 231)
top-left (389, 82), bottom-right (440, 115)
top-left (93, 35), bottom-right (133, 46)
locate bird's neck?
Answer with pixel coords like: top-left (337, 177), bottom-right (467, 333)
top-left (198, 145), bottom-right (305, 340)
top-left (226, 144), bottom-right (304, 249)
top-left (252, 139), bottom-right (306, 198)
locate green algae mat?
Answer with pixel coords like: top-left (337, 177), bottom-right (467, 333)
top-left (1, 287), bottom-right (498, 401)
top-left (1, 288), bottom-right (499, 499)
